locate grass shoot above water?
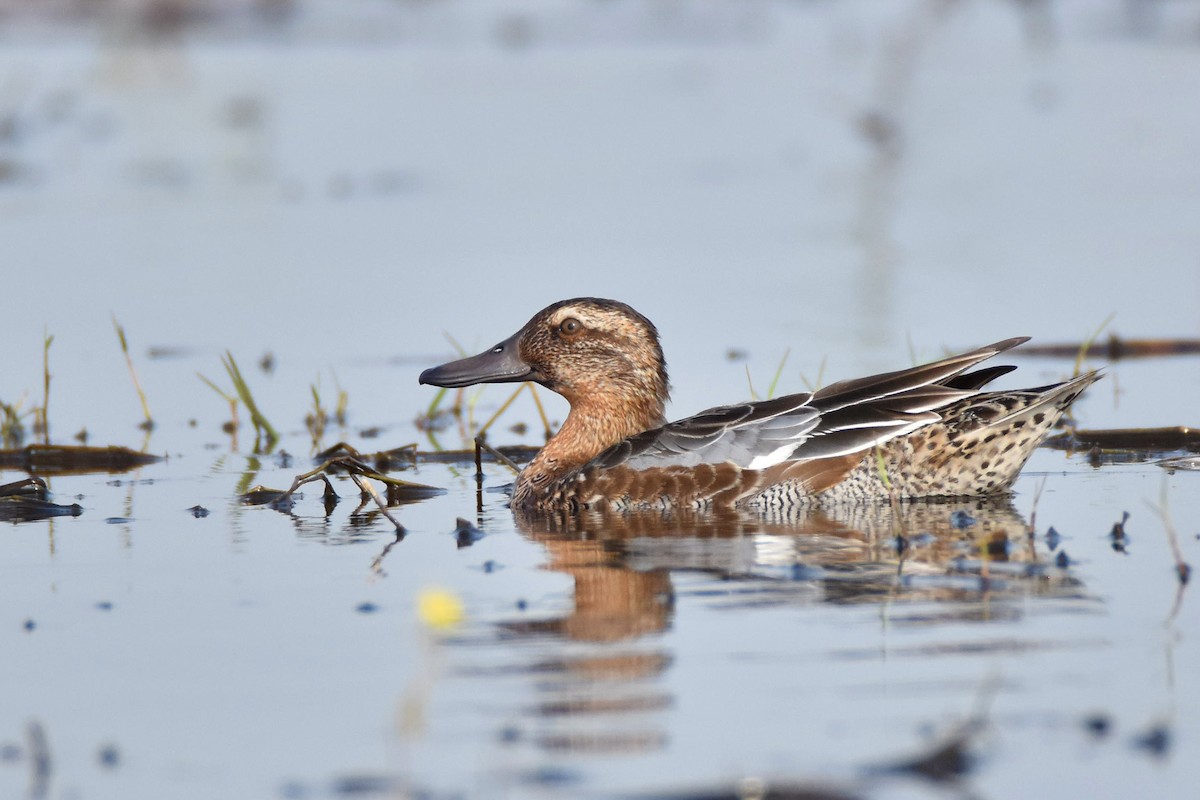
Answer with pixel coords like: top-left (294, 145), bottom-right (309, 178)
top-left (218, 350), bottom-right (279, 449)
top-left (112, 316), bottom-right (154, 431)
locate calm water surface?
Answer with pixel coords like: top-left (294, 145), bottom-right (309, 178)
top-left (2, 2), bottom-right (1199, 799)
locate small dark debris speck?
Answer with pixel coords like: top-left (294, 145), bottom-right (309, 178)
top-left (105, 517), bottom-right (132, 524)
top-left (0, 743), bottom-right (21, 762)
top-left (22, 619), bottom-right (35, 631)
top-left (516, 599), bottom-right (528, 611)
top-left (355, 602), bottom-right (379, 614)
top-left (1083, 713), bottom-right (1112, 738)
top-left (97, 743), bottom-right (120, 768)
top-left (1055, 551), bottom-right (1071, 568)
top-left (188, 505), bottom-right (210, 518)
top-left (1133, 725), bottom-right (1171, 757)
top-left (1045, 526), bottom-right (1061, 550)
top-left (331, 774), bottom-right (398, 795)
top-left (95, 601), bottom-right (113, 611)
top-left (524, 766), bottom-right (580, 787)
top-left (454, 517), bottom-right (485, 549)
top-left (279, 780), bottom-right (308, 799)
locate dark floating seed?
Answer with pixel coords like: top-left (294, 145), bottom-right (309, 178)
top-left (188, 505), bottom-right (209, 518)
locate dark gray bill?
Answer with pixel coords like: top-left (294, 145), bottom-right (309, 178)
top-left (419, 330), bottom-right (532, 388)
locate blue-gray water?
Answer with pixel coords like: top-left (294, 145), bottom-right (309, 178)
top-left (2, 2), bottom-right (1199, 798)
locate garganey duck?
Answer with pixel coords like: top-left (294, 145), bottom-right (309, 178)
top-left (420, 298), bottom-right (1099, 512)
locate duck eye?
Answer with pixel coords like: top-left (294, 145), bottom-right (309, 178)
top-left (558, 317), bottom-right (582, 336)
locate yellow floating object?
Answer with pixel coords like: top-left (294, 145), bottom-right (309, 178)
top-left (417, 587), bottom-right (464, 630)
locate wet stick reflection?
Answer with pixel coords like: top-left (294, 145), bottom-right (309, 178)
top-left (1144, 478), bottom-right (1191, 624)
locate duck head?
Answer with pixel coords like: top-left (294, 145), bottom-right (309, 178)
top-left (420, 298), bottom-right (671, 429)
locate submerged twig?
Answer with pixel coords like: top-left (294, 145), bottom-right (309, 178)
top-left (242, 448), bottom-right (441, 535)
top-left (475, 436), bottom-right (522, 474)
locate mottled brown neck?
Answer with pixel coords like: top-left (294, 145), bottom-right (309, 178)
top-left (513, 394), bottom-right (665, 507)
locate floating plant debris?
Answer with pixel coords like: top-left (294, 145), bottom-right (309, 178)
top-left (1018, 335), bottom-right (1200, 360)
top-left (416, 444), bottom-right (540, 465)
top-left (0, 444), bottom-right (161, 474)
top-left (0, 476), bottom-right (83, 522)
top-left (453, 517), bottom-right (485, 548)
top-left (1043, 426), bottom-right (1200, 453)
top-left (240, 486), bottom-right (297, 511)
top-left (1158, 455), bottom-right (1200, 470)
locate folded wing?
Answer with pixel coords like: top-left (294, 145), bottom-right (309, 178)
top-left (591, 337), bottom-right (1028, 473)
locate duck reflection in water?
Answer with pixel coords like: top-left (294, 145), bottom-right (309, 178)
top-left (504, 497), bottom-right (1083, 645)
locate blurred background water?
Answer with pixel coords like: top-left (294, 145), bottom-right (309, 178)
top-left (2, 2), bottom-right (1199, 799)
